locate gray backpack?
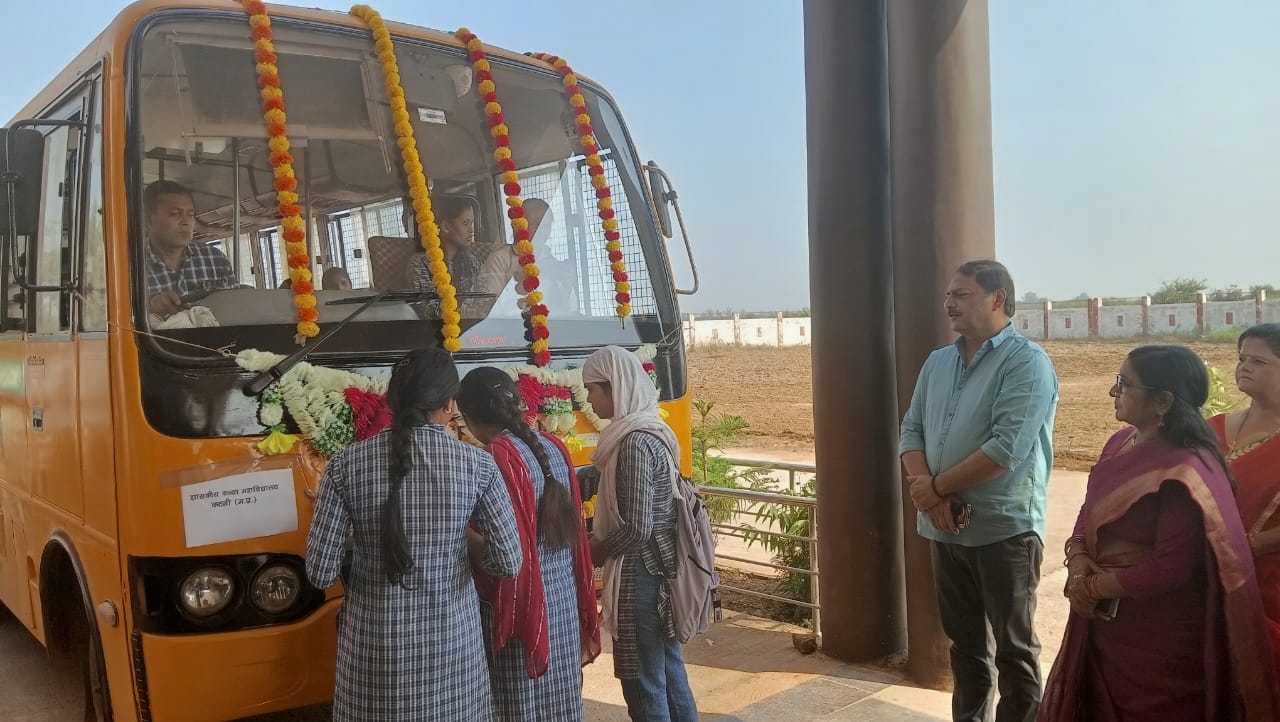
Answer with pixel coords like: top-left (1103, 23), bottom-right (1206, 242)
top-left (641, 432), bottom-right (722, 643)
top-left (667, 469), bottom-right (723, 643)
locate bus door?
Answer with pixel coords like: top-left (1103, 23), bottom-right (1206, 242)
top-left (24, 88), bottom-right (92, 526)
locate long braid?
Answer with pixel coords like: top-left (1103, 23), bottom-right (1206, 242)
top-left (458, 367), bottom-right (581, 550)
top-left (382, 348), bottom-right (460, 587)
top-left (497, 402), bottom-right (579, 550)
top-left (383, 407), bottom-right (423, 586)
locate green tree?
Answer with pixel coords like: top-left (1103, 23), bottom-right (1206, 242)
top-left (1150, 278), bottom-right (1207, 304)
top-left (743, 480), bottom-right (817, 624)
top-left (691, 400), bottom-right (770, 524)
top-left (1203, 365), bottom-right (1242, 417)
top-left (1210, 285), bottom-right (1247, 302)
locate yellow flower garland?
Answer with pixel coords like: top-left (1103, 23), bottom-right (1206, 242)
top-left (350, 5), bottom-right (461, 352)
top-left (456, 28), bottom-right (553, 367)
top-left (240, 0), bottom-right (319, 343)
top-left (530, 53), bottom-right (631, 320)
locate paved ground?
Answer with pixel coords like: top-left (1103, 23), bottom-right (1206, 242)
top-left (0, 464), bottom-right (1088, 721)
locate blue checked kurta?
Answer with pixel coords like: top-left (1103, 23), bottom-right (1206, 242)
top-left (145, 243), bottom-right (238, 297)
top-left (306, 424), bottom-right (522, 722)
top-left (601, 432), bottom-right (677, 679)
top-left (484, 433), bottom-right (585, 722)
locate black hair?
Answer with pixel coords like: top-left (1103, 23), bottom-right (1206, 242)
top-left (1239, 322), bottom-right (1280, 358)
top-left (956, 259), bottom-right (1016, 317)
top-left (456, 367), bottom-right (580, 550)
top-left (143, 180), bottom-right (194, 215)
top-left (1126, 345), bottom-right (1233, 487)
top-left (321, 266), bottom-right (351, 289)
top-left (383, 348), bottom-right (460, 586)
top-left (435, 196), bottom-right (474, 224)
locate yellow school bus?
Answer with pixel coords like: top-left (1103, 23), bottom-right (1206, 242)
top-left (0, 2), bottom-right (695, 719)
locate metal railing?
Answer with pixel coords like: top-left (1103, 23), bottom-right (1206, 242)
top-left (696, 457), bottom-right (820, 644)
top-left (719, 456), bottom-right (815, 494)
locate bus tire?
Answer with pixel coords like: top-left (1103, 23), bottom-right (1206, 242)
top-left (40, 540), bottom-right (113, 722)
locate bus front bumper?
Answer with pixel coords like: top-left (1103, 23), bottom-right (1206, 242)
top-left (137, 598), bottom-right (339, 721)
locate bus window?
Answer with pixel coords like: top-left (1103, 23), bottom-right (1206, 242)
top-left (33, 106), bottom-right (85, 335)
top-left (131, 16), bottom-right (676, 363)
top-left (82, 93), bottom-right (107, 333)
top-left (462, 63), bottom-right (670, 349)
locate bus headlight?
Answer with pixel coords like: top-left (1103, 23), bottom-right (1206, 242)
top-left (250, 563), bottom-right (302, 615)
top-left (178, 567), bottom-right (236, 618)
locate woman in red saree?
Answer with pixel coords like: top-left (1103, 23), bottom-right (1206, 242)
top-left (1212, 323), bottom-right (1280, 677)
top-left (1040, 345), bottom-right (1279, 721)
top-left (457, 367), bottom-right (602, 722)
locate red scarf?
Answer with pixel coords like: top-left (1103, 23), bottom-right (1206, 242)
top-left (472, 432), bottom-right (601, 677)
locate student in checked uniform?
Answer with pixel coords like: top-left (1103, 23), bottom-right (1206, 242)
top-left (306, 348), bottom-right (522, 721)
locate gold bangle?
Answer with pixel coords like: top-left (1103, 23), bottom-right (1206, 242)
top-left (1063, 535), bottom-right (1086, 556)
top-left (1063, 549), bottom-right (1090, 567)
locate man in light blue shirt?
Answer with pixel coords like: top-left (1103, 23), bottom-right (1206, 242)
top-left (899, 260), bottom-right (1058, 722)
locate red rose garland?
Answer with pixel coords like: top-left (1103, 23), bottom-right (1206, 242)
top-left (458, 28), bottom-right (552, 366)
top-left (528, 52), bottom-right (631, 321)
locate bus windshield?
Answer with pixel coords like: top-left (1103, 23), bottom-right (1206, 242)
top-left (131, 13), bottom-right (677, 363)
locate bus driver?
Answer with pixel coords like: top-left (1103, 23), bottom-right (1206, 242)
top-left (144, 180), bottom-right (238, 317)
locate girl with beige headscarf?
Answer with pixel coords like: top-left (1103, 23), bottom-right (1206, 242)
top-left (582, 346), bottom-right (698, 720)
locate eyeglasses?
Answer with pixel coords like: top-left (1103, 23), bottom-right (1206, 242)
top-left (1113, 374), bottom-right (1153, 393)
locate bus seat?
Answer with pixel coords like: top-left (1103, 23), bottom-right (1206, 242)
top-left (368, 235), bottom-right (420, 290)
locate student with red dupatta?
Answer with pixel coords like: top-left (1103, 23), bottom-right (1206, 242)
top-left (1040, 345), bottom-right (1280, 722)
top-left (1213, 323), bottom-right (1280, 679)
top-left (457, 367), bottom-right (601, 722)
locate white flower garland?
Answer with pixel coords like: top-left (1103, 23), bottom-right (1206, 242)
top-left (237, 350), bottom-right (388, 452)
top-left (236, 344), bottom-right (657, 454)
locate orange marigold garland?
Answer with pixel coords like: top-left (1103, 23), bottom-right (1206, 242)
top-left (529, 53), bottom-right (631, 321)
top-left (241, 0), bottom-right (318, 343)
top-left (349, 5), bottom-right (462, 352)
top-left (457, 28), bottom-right (552, 367)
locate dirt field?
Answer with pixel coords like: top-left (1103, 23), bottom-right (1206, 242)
top-left (688, 340), bottom-right (1246, 471)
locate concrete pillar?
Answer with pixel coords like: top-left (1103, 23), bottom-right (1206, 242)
top-left (1087, 298), bottom-right (1101, 338)
top-left (887, 0), bottom-right (995, 688)
top-left (806, 0), bottom-right (906, 665)
top-left (777, 312), bottom-right (785, 347)
top-left (687, 312), bottom-right (696, 349)
top-left (1197, 292), bottom-right (1207, 334)
top-left (733, 313), bottom-right (742, 346)
top-left (1141, 296), bottom-right (1152, 337)
top-left (1043, 300), bottom-right (1053, 341)
top-left (1258, 289), bottom-right (1267, 326)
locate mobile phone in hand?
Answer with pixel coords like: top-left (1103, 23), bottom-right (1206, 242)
top-left (1096, 597), bottom-right (1119, 621)
top-left (951, 500), bottom-right (973, 530)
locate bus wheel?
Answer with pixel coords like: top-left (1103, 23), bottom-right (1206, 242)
top-left (66, 599), bottom-right (112, 722)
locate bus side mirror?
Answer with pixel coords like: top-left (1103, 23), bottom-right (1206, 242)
top-left (645, 160), bottom-right (673, 239)
top-left (0, 126), bottom-right (45, 239)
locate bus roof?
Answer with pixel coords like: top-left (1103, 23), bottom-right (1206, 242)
top-left (10, 0), bottom-right (598, 125)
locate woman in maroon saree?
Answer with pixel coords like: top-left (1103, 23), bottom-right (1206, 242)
top-left (1212, 323), bottom-right (1280, 679)
top-left (1040, 345), bottom-right (1279, 721)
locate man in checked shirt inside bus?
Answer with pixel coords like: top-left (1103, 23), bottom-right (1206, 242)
top-left (144, 180), bottom-right (239, 317)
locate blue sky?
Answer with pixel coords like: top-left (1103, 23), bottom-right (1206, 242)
top-left (3, 1), bottom-right (1277, 312)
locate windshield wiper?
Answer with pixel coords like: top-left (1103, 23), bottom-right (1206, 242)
top-left (325, 289), bottom-right (494, 305)
top-left (243, 290), bottom-right (395, 396)
top-left (242, 289), bottom-right (498, 396)
top-left (243, 289), bottom-right (499, 396)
